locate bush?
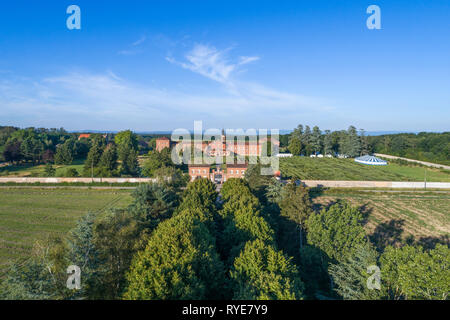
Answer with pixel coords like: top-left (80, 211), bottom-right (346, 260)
top-left (64, 168), bottom-right (79, 177)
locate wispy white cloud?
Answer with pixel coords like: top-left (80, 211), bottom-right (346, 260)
top-left (166, 44), bottom-right (259, 86)
top-left (0, 70), bottom-right (333, 130)
top-left (0, 43), bottom-right (336, 130)
top-left (132, 35), bottom-right (147, 46)
top-left (118, 35), bottom-right (147, 56)
top-left (238, 56), bottom-right (260, 65)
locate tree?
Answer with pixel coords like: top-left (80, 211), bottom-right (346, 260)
top-left (3, 139), bottom-right (22, 164)
top-left (43, 163), bottom-right (56, 177)
top-left (21, 136), bottom-right (44, 164)
top-left (323, 130), bottom-right (333, 156)
top-left (115, 130), bottom-right (140, 176)
top-left (141, 149), bottom-right (173, 177)
top-left (83, 143), bottom-right (103, 177)
top-left (42, 149), bottom-right (54, 164)
top-left (123, 213), bottom-right (225, 300)
top-left (178, 178), bottom-right (218, 213)
top-left (302, 126), bottom-right (312, 155)
top-left (64, 168), bottom-right (79, 177)
top-left (265, 178), bottom-right (285, 204)
top-left (328, 243), bottom-right (381, 300)
top-left (54, 139), bottom-right (75, 165)
top-left (230, 239), bottom-right (305, 300)
top-left (341, 126), bottom-right (361, 157)
top-left (114, 130), bottom-right (138, 151)
top-left (99, 143), bottom-right (118, 177)
top-left (118, 145), bottom-right (139, 176)
top-left (153, 166), bottom-right (189, 189)
top-left (221, 178), bottom-right (252, 202)
top-left (306, 201), bottom-right (368, 263)
top-left (244, 163), bottom-right (273, 201)
top-left (128, 183), bottom-right (178, 231)
top-left (310, 126), bottom-right (322, 155)
top-left (91, 210), bottom-right (141, 299)
top-left (288, 137), bottom-right (302, 155)
top-left (66, 212), bottom-right (102, 299)
top-left (0, 260), bottom-right (60, 300)
top-left (360, 129), bottom-right (370, 155)
top-left (290, 124), bottom-right (304, 141)
top-left (279, 183), bottom-right (313, 255)
top-left (380, 244), bottom-right (450, 300)
top-left (0, 236), bottom-right (69, 300)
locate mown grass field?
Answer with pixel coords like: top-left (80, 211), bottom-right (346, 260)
top-left (280, 157), bottom-right (450, 182)
top-left (0, 188), bottom-right (133, 276)
top-left (313, 189), bottom-right (450, 248)
top-left (0, 159), bottom-right (85, 177)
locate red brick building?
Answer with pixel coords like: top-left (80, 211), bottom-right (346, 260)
top-left (225, 163), bottom-right (248, 179)
top-left (188, 164), bottom-right (212, 181)
top-left (161, 134), bottom-right (277, 157)
top-left (155, 137), bottom-right (171, 152)
top-left (188, 163), bottom-right (248, 183)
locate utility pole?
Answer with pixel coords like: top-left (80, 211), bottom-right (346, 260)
top-left (424, 168), bottom-right (427, 190)
top-left (91, 159), bottom-right (94, 183)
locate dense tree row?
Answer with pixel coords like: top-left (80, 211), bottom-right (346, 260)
top-left (368, 132), bottom-right (450, 165)
top-left (0, 126), bottom-right (90, 166)
top-left (0, 126), bottom-right (161, 177)
top-left (283, 124), bottom-right (449, 164)
top-left (286, 124), bottom-right (370, 158)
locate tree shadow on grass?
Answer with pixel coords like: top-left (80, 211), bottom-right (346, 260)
top-left (415, 234), bottom-right (450, 250)
top-left (358, 203), bottom-right (373, 226)
top-left (369, 219), bottom-right (405, 251)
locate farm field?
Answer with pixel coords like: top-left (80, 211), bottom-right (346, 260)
top-left (313, 189), bottom-right (450, 248)
top-left (280, 157), bottom-right (450, 182)
top-left (0, 188), bottom-right (133, 276)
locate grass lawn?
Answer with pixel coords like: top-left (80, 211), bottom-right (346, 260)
top-left (280, 157), bottom-right (450, 182)
top-left (0, 159), bottom-right (85, 177)
top-left (313, 189), bottom-right (450, 248)
top-left (0, 188), bottom-right (133, 276)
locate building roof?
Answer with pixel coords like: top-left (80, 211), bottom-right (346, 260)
top-left (78, 134), bottom-right (91, 139)
top-left (156, 137), bottom-right (170, 141)
top-left (354, 155), bottom-right (388, 166)
top-left (188, 163), bottom-right (211, 168)
top-left (226, 163), bottom-right (248, 168)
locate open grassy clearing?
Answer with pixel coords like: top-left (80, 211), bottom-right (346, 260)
top-left (313, 189), bottom-right (450, 248)
top-left (0, 188), bottom-right (133, 275)
top-left (280, 157), bottom-right (450, 182)
top-left (0, 159), bottom-right (85, 177)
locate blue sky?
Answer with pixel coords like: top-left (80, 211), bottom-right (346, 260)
top-left (0, 0), bottom-right (449, 132)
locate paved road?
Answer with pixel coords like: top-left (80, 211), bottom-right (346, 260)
top-left (374, 153), bottom-right (450, 170)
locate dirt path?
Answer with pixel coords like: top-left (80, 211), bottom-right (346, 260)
top-left (374, 153), bottom-right (450, 170)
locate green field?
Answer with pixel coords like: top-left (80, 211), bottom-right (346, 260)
top-left (0, 188), bottom-right (133, 276)
top-left (0, 159), bottom-right (85, 177)
top-left (313, 189), bottom-right (450, 248)
top-left (280, 157), bottom-right (450, 181)
top-left (1, 184), bottom-right (448, 277)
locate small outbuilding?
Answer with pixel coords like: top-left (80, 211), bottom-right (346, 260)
top-left (354, 155), bottom-right (388, 166)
